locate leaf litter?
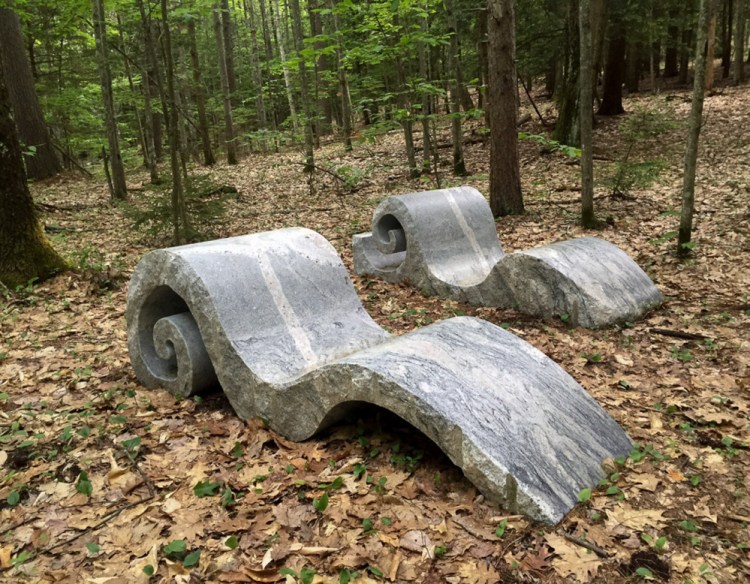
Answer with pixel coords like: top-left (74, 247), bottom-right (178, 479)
top-left (1, 83), bottom-right (749, 582)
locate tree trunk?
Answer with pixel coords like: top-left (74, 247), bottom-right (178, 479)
top-left (678, 0), bottom-right (714, 256)
top-left (244, 0), bottom-right (269, 133)
top-left (289, 0), bottom-right (315, 171)
top-left (580, 0), bottom-right (595, 228)
top-left (664, 7), bottom-right (680, 77)
top-left (161, 0), bottom-right (188, 245)
top-left (0, 8), bottom-right (61, 180)
top-left (420, 11), bottom-right (432, 173)
top-left (272, 0), bottom-right (298, 132)
top-left (706, 8), bottom-right (718, 91)
top-left (625, 38), bottom-right (640, 93)
top-left (187, 20), bottom-right (216, 166)
top-left (554, 0), bottom-right (581, 146)
top-left (488, 0), bottom-right (524, 216)
top-left (221, 0), bottom-right (237, 96)
top-left (214, 4), bottom-right (238, 165)
top-left (91, 0), bottom-right (127, 200)
top-left (0, 55), bottom-right (66, 288)
top-left (330, 2), bottom-right (352, 151)
top-left (734, 0), bottom-right (746, 82)
top-left (446, 0), bottom-right (467, 176)
top-left (598, 0), bottom-right (626, 115)
top-left (679, 25), bottom-right (693, 85)
top-left (396, 58), bottom-right (419, 179)
top-left (721, 0), bottom-right (733, 77)
top-left (477, 7), bottom-right (489, 111)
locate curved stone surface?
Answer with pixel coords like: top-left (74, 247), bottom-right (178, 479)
top-left (127, 227), bottom-right (632, 524)
top-left (353, 187), bottom-right (662, 327)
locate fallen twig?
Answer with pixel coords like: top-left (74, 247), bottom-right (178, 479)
top-left (650, 328), bottom-right (710, 341)
top-left (562, 532), bottom-right (612, 558)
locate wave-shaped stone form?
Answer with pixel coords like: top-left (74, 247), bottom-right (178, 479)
top-left (127, 227), bottom-right (632, 523)
top-left (353, 187), bottom-right (663, 328)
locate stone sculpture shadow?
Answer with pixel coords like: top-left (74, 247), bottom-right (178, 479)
top-left (353, 186), bottom-right (663, 328)
top-left (127, 227), bottom-right (632, 524)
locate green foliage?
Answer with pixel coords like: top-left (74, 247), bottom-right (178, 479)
top-left (519, 132), bottom-right (581, 158)
top-left (600, 105), bottom-right (678, 197)
top-left (280, 567), bottom-right (316, 584)
top-left (124, 176), bottom-right (236, 244)
top-left (75, 470), bottom-right (93, 497)
top-left (193, 479), bottom-right (221, 498)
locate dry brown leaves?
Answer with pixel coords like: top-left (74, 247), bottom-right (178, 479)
top-left (1, 81), bottom-right (749, 583)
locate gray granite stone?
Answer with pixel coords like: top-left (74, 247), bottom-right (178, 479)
top-left (353, 186), bottom-right (662, 327)
top-left (127, 227), bottom-right (632, 524)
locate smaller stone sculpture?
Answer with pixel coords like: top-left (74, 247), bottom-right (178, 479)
top-left (353, 187), bottom-right (663, 328)
top-left (127, 227), bottom-right (633, 523)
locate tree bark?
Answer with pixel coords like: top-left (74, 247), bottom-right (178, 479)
top-left (721, 0), bottom-right (733, 77)
top-left (272, 0), bottom-right (298, 132)
top-left (221, 0), bottom-right (237, 96)
top-left (678, 0), bottom-right (714, 256)
top-left (734, 0), bottom-right (746, 82)
top-left (420, 10), bottom-right (432, 173)
top-left (598, 0), bottom-right (626, 115)
top-left (0, 8), bottom-right (61, 180)
top-left (580, 0), bottom-right (595, 228)
top-left (290, 0), bottom-right (315, 171)
top-left (0, 54), bottom-right (66, 288)
top-left (214, 4), bottom-right (238, 165)
top-left (161, 0), bottom-right (188, 245)
top-left (330, 1), bottom-right (352, 151)
top-left (446, 0), bottom-right (467, 176)
top-left (91, 0), bottom-right (127, 200)
top-left (706, 8), bottom-right (718, 91)
top-left (554, 0), bottom-right (581, 146)
top-left (187, 20), bottom-right (216, 166)
top-left (664, 7), bottom-right (680, 77)
top-left (488, 0), bottom-right (524, 216)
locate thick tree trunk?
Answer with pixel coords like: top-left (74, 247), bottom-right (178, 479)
top-left (598, 0), bottom-right (626, 115)
top-left (0, 58), bottom-right (66, 288)
top-left (734, 0), bottom-right (746, 82)
top-left (488, 0), bottom-right (523, 216)
top-left (187, 20), bottom-right (216, 166)
top-left (0, 8), bottom-right (60, 180)
top-left (625, 39), bottom-right (640, 93)
top-left (554, 0), bottom-right (581, 146)
top-left (289, 0), bottom-right (315, 171)
top-left (679, 0), bottom-right (714, 256)
top-left (580, 0), bottom-right (596, 228)
top-left (91, 0), bottom-right (127, 200)
top-left (214, 5), bottom-right (238, 165)
top-left (446, 0), bottom-right (467, 176)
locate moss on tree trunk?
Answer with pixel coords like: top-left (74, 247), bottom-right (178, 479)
top-left (0, 50), bottom-right (67, 289)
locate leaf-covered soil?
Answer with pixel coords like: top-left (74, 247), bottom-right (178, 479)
top-left (1, 84), bottom-right (749, 583)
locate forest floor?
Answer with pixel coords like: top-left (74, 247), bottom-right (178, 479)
top-left (1, 81), bottom-right (749, 584)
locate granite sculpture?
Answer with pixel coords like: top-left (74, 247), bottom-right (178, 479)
top-left (353, 187), bottom-right (663, 328)
top-left (127, 227), bottom-right (632, 524)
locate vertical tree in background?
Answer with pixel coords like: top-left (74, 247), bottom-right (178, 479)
top-left (705, 6), bottom-right (718, 92)
top-left (161, 0), bottom-right (189, 244)
top-left (0, 8), bottom-right (60, 180)
top-left (735, 0), bottom-right (746, 83)
top-left (221, 0), bottom-right (237, 96)
top-left (598, 0), bottom-right (626, 115)
top-left (446, 0), bottom-right (467, 176)
top-left (678, 0), bottom-right (714, 256)
top-left (187, 19), bottom-right (216, 166)
top-left (488, 0), bottom-right (524, 216)
top-left (135, 0), bottom-right (160, 182)
top-left (91, 0), bottom-right (127, 200)
top-left (272, 0), bottom-right (298, 133)
top-left (0, 53), bottom-right (66, 288)
top-left (214, 2), bottom-right (238, 165)
top-left (290, 0), bottom-right (315, 172)
top-left (579, 0), bottom-right (596, 227)
top-left (554, 0), bottom-right (580, 146)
